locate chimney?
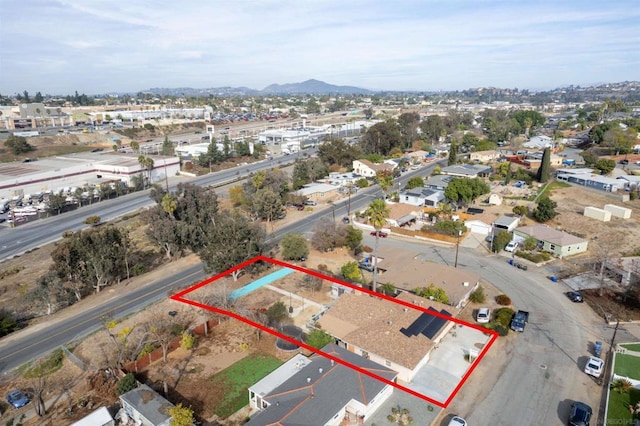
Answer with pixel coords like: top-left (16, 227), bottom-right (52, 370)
top-left (319, 367), bottom-right (323, 374)
top-left (306, 377), bottom-right (311, 383)
top-left (331, 360), bottom-right (335, 366)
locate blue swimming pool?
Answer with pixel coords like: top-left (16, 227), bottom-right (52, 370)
top-left (229, 267), bottom-right (295, 300)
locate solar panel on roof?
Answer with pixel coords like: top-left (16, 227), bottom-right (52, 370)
top-left (400, 307), bottom-right (439, 337)
top-left (422, 309), bottom-right (453, 339)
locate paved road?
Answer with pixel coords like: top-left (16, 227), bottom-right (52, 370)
top-left (0, 158), bottom-right (445, 373)
top-left (374, 236), bottom-right (618, 426)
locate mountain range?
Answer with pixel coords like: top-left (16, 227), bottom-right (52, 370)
top-left (145, 79), bottom-right (373, 97)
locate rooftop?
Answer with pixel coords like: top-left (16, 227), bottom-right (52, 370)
top-left (516, 225), bottom-right (588, 246)
top-left (246, 344), bottom-right (396, 425)
top-left (376, 246), bottom-right (482, 305)
top-left (441, 164), bottom-right (492, 176)
top-left (119, 384), bottom-right (173, 426)
top-left (317, 293), bottom-right (457, 370)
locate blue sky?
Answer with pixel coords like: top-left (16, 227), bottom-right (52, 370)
top-left (1, 0), bottom-right (638, 95)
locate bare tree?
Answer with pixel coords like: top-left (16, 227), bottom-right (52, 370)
top-left (143, 310), bottom-right (189, 364)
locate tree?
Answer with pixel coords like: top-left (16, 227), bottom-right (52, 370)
top-left (444, 178), bottom-right (490, 204)
top-left (47, 193), bottom-right (68, 215)
top-left (365, 199), bottom-right (390, 293)
top-left (448, 141), bottom-right (458, 165)
top-left (306, 329), bottom-right (333, 349)
top-left (492, 231), bottom-right (513, 253)
top-left (341, 261), bottom-right (363, 283)
top-left (317, 138), bottom-right (361, 169)
top-left (0, 309), bottom-right (17, 337)
top-left (594, 158), bottom-right (616, 175)
top-left (197, 210), bottom-right (265, 281)
top-left (4, 134), bottom-right (35, 154)
top-left (536, 147), bottom-right (551, 183)
top-left (130, 140), bottom-right (139, 153)
top-left (532, 196), bottom-right (557, 222)
top-left (379, 282), bottom-right (396, 296)
top-left (28, 272), bottom-right (71, 316)
top-left (512, 205), bottom-right (527, 216)
top-left (360, 120), bottom-right (402, 155)
top-left (414, 284), bottom-right (449, 304)
top-left (265, 301), bottom-right (289, 326)
top-left (161, 136), bottom-right (174, 156)
top-left (311, 218), bottom-right (342, 252)
top-left (169, 403), bottom-right (195, 426)
top-left (344, 225), bottom-right (363, 251)
top-left (405, 176), bottom-right (424, 190)
top-left (602, 126), bottom-right (635, 155)
top-left (117, 373), bottom-right (138, 395)
top-left (281, 233), bottom-right (309, 260)
top-left (376, 170), bottom-right (394, 198)
top-left (144, 310), bottom-right (186, 364)
top-left (252, 188), bottom-right (283, 222)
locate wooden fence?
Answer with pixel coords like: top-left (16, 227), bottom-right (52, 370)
top-left (122, 318), bottom-right (220, 373)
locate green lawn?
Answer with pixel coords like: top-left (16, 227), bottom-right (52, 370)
top-left (607, 388), bottom-right (640, 424)
top-left (538, 180), bottom-right (571, 198)
top-left (614, 354), bottom-right (640, 380)
top-left (209, 353), bottom-right (283, 418)
top-left (620, 343), bottom-right (640, 352)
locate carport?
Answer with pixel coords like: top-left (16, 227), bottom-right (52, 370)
top-left (397, 213), bottom-right (417, 227)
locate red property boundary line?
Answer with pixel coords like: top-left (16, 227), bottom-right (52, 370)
top-left (170, 255), bottom-right (499, 408)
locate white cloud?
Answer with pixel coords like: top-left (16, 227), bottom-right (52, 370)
top-left (1, 0), bottom-right (638, 93)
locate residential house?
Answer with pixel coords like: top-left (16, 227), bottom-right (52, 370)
top-left (324, 172), bottom-right (362, 187)
top-left (523, 135), bottom-right (554, 149)
top-left (617, 174), bottom-right (640, 190)
top-left (386, 203), bottom-right (421, 227)
top-left (492, 215), bottom-right (520, 234)
top-left (513, 225), bottom-right (588, 258)
top-left (293, 182), bottom-right (340, 202)
top-left (246, 344), bottom-right (397, 425)
top-left (556, 169), bottom-right (625, 192)
top-left (119, 385), bottom-right (173, 426)
top-left (317, 294), bottom-right (457, 383)
top-left (352, 159), bottom-right (395, 178)
top-left (375, 247), bottom-right (482, 308)
top-left (469, 150), bottom-right (500, 163)
top-left (404, 150), bottom-right (429, 163)
top-left (400, 188), bottom-right (445, 208)
top-left (425, 175), bottom-right (455, 191)
top-left (71, 407), bottom-right (114, 426)
top-left (440, 164), bottom-right (492, 178)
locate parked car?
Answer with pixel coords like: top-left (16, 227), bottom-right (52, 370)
top-left (505, 241), bottom-right (518, 252)
top-left (485, 235), bottom-right (494, 243)
top-left (510, 310), bottom-right (529, 332)
top-left (568, 401), bottom-right (592, 426)
top-left (370, 231), bottom-right (388, 238)
top-left (303, 200), bottom-right (317, 206)
top-left (566, 291), bottom-right (584, 303)
top-left (584, 356), bottom-right (604, 378)
top-left (620, 159), bottom-right (629, 165)
top-left (447, 416), bottom-right (467, 426)
top-left (6, 390), bottom-right (30, 409)
top-left (358, 262), bottom-right (376, 272)
top-left (476, 308), bottom-right (490, 324)
top-left (342, 216), bottom-right (350, 224)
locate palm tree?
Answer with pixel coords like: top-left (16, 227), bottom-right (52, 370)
top-left (365, 198), bottom-right (390, 293)
top-left (376, 171), bottom-right (394, 199)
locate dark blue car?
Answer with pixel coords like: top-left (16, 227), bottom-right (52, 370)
top-left (6, 390), bottom-right (30, 408)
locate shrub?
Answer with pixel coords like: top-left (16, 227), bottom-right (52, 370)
top-left (469, 286), bottom-right (486, 303)
top-left (494, 324), bottom-right (509, 336)
top-left (516, 251), bottom-right (552, 263)
top-left (180, 331), bottom-right (196, 350)
top-left (317, 264), bottom-right (328, 272)
top-left (117, 373), bottom-right (137, 395)
top-left (62, 230), bottom-right (74, 238)
top-left (611, 378), bottom-right (633, 394)
top-left (495, 294), bottom-right (512, 305)
top-left (494, 307), bottom-right (515, 326)
top-left (84, 215), bottom-right (101, 225)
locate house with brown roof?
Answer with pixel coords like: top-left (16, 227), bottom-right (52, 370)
top-left (316, 293), bottom-right (458, 382)
top-left (386, 203), bottom-right (421, 227)
top-left (374, 247), bottom-right (482, 308)
top-left (353, 159), bottom-right (395, 178)
top-left (246, 344), bottom-right (397, 425)
top-left (514, 225), bottom-right (588, 258)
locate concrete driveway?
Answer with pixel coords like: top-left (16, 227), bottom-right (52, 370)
top-left (407, 324), bottom-right (492, 404)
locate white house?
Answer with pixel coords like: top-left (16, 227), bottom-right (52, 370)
top-left (352, 159), bottom-right (395, 178)
top-left (399, 187), bottom-right (445, 208)
top-left (246, 344), bottom-right (397, 425)
top-left (119, 385), bottom-right (173, 426)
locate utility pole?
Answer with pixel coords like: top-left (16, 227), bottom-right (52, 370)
top-left (454, 230), bottom-right (462, 268)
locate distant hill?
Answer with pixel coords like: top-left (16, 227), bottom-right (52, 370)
top-left (143, 79), bottom-right (372, 97)
top-left (260, 79), bottom-right (372, 95)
